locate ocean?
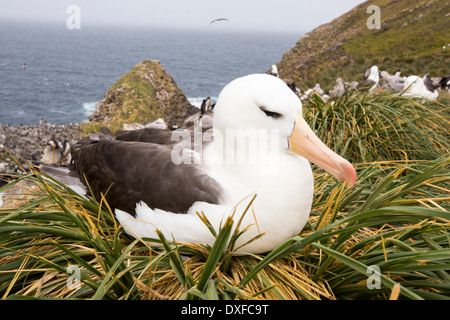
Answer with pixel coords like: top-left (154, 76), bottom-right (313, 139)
top-left (0, 21), bottom-right (301, 126)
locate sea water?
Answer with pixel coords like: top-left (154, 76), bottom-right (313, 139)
top-left (0, 21), bottom-right (301, 126)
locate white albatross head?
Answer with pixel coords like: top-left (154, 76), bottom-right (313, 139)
top-left (212, 74), bottom-right (357, 187)
top-left (365, 66), bottom-right (379, 80)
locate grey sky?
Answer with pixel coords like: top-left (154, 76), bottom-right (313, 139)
top-left (0, 0), bottom-right (366, 33)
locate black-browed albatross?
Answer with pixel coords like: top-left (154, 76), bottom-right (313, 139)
top-left (402, 75), bottom-right (439, 100)
top-left (357, 65), bottom-right (379, 92)
top-left (65, 74), bottom-right (357, 254)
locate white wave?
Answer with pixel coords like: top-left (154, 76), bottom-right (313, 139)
top-left (82, 101), bottom-right (98, 115)
top-left (187, 97), bottom-right (204, 108)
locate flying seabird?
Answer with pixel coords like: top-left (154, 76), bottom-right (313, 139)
top-left (47, 74), bottom-right (356, 254)
top-left (208, 18), bottom-right (229, 25)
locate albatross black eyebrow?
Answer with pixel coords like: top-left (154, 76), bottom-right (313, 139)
top-left (259, 106), bottom-right (282, 119)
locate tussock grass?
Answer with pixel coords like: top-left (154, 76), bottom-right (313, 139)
top-left (0, 91), bottom-right (449, 300)
top-left (305, 90), bottom-right (449, 162)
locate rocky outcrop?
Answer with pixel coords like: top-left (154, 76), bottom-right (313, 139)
top-left (0, 60), bottom-right (201, 175)
top-left (88, 60), bottom-right (198, 131)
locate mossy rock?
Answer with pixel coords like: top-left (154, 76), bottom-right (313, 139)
top-left (88, 60), bottom-right (198, 134)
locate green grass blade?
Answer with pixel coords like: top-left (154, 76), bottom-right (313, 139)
top-left (310, 242), bottom-right (424, 300)
top-left (92, 239), bottom-right (138, 299)
top-left (196, 215), bottom-right (234, 293)
top-left (155, 229), bottom-right (194, 291)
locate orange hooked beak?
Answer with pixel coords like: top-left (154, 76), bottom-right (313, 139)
top-left (289, 115), bottom-right (357, 187)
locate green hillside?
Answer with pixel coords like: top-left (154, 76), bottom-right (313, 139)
top-left (276, 0), bottom-right (450, 91)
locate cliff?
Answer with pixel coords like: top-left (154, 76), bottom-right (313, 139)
top-left (275, 0), bottom-right (450, 91)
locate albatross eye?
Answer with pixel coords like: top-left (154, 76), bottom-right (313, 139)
top-left (259, 107), bottom-right (282, 119)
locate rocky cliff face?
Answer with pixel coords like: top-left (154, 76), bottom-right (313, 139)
top-left (88, 60), bottom-right (198, 132)
top-left (275, 0), bottom-right (450, 91)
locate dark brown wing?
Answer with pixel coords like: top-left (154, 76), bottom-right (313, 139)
top-left (115, 128), bottom-right (177, 145)
top-left (115, 127), bottom-right (213, 149)
top-left (423, 74), bottom-right (439, 92)
top-left (72, 138), bottom-right (223, 215)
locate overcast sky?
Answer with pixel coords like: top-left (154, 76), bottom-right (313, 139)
top-left (0, 0), bottom-right (366, 33)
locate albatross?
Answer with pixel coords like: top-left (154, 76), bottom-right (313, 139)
top-left (402, 75), bottom-right (438, 100)
top-left (357, 65), bottom-right (379, 92)
top-left (380, 70), bottom-right (405, 92)
top-left (64, 74), bottom-right (356, 254)
top-left (329, 78), bottom-right (346, 98)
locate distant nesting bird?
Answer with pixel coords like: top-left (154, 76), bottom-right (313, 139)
top-left (312, 83), bottom-right (324, 96)
top-left (438, 76), bottom-right (450, 91)
top-left (345, 81), bottom-right (359, 91)
top-left (300, 83), bottom-right (323, 100)
top-left (357, 66), bottom-right (379, 92)
top-left (402, 75), bottom-right (438, 100)
top-left (394, 69), bottom-right (402, 77)
top-left (380, 71), bottom-right (406, 92)
top-left (270, 65), bottom-right (279, 77)
top-left (300, 89), bottom-right (313, 101)
top-left (200, 97), bottom-right (212, 115)
top-left (285, 79), bottom-right (301, 96)
top-left (329, 78), bottom-right (346, 98)
top-left (423, 73), bottom-right (441, 92)
top-left (41, 136), bottom-right (71, 165)
top-left (183, 97), bottom-right (214, 130)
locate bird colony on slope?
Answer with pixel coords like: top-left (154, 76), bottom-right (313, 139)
top-left (269, 64), bottom-right (450, 101)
